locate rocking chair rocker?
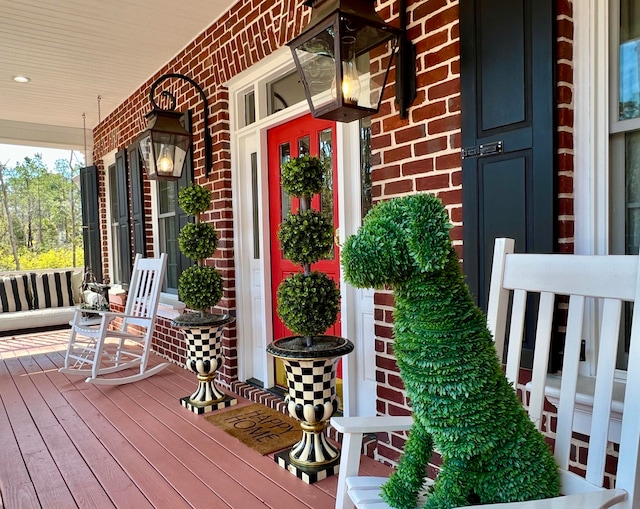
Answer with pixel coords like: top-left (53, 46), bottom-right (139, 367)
top-left (59, 253), bottom-right (168, 385)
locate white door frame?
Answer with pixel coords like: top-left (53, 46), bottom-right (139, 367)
top-left (227, 48), bottom-right (376, 416)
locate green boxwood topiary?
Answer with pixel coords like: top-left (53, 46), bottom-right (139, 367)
top-left (178, 222), bottom-right (218, 260)
top-left (178, 183), bottom-right (211, 216)
top-left (275, 155), bottom-right (340, 347)
top-left (278, 209), bottom-right (334, 265)
top-left (276, 271), bottom-right (340, 339)
top-left (281, 155), bottom-right (325, 197)
top-left (176, 184), bottom-right (224, 316)
top-left (178, 265), bottom-right (223, 313)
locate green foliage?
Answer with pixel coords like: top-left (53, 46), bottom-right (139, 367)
top-left (281, 156), bottom-right (326, 198)
top-left (0, 154), bottom-right (82, 269)
top-left (341, 193), bottom-right (560, 508)
top-left (278, 209), bottom-right (334, 265)
top-left (178, 222), bottom-right (218, 260)
top-left (178, 184), bottom-right (211, 216)
top-left (178, 265), bottom-right (223, 312)
top-left (276, 271), bottom-right (340, 338)
top-left (175, 183), bottom-right (223, 314)
top-left (342, 194), bottom-right (453, 289)
top-left (0, 247), bottom-right (84, 271)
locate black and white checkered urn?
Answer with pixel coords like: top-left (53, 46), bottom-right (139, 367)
top-left (173, 314), bottom-right (236, 414)
top-left (267, 335), bottom-right (354, 484)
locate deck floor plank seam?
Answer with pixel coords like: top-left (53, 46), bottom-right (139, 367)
top-left (40, 351), bottom-right (195, 509)
top-left (25, 352), bottom-right (153, 509)
top-left (0, 358), bottom-right (78, 508)
top-left (0, 328), bottom-right (394, 509)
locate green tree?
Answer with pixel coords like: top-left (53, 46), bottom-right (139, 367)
top-left (0, 152), bottom-right (83, 269)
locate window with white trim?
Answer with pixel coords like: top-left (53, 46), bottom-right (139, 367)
top-left (610, 0), bottom-right (640, 369)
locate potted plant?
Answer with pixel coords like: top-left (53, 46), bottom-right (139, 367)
top-left (266, 155), bottom-right (353, 483)
top-left (172, 183), bottom-right (235, 413)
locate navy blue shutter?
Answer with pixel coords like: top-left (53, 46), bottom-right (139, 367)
top-left (128, 144), bottom-right (147, 256)
top-left (80, 165), bottom-right (102, 282)
top-left (115, 149), bottom-right (132, 285)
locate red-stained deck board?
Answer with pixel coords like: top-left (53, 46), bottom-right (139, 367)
top-left (0, 358), bottom-right (78, 508)
top-left (0, 329), bottom-right (394, 509)
top-left (4, 356), bottom-right (115, 509)
top-left (22, 352), bottom-right (153, 509)
top-left (40, 355), bottom-right (195, 509)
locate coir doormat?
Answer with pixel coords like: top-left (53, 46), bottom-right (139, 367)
top-left (205, 403), bottom-right (301, 455)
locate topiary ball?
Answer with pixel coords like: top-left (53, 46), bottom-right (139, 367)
top-left (178, 265), bottom-right (223, 313)
top-left (178, 184), bottom-right (211, 216)
top-left (281, 156), bottom-right (326, 198)
top-left (178, 222), bottom-right (218, 260)
top-left (278, 209), bottom-right (334, 265)
top-left (276, 271), bottom-right (340, 338)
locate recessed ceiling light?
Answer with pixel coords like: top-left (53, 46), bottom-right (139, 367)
top-left (13, 76), bottom-right (31, 83)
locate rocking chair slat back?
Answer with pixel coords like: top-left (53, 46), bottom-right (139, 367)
top-left (489, 238), bottom-right (640, 507)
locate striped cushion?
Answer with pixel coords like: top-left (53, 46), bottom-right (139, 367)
top-left (0, 275), bottom-right (31, 312)
top-left (30, 271), bottom-right (74, 309)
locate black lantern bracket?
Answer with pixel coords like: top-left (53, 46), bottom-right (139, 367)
top-left (396, 0), bottom-right (417, 119)
top-left (148, 73), bottom-right (212, 177)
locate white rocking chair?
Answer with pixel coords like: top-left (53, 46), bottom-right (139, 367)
top-left (59, 253), bottom-right (169, 385)
top-left (332, 238), bottom-right (639, 509)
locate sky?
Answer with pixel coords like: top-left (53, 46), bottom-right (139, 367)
top-left (0, 144), bottom-right (85, 170)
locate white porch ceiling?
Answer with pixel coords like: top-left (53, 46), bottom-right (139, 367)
top-left (0, 0), bottom-right (236, 150)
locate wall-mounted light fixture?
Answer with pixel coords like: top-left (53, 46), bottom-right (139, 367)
top-left (288, 0), bottom-right (416, 123)
top-left (136, 73), bottom-right (212, 180)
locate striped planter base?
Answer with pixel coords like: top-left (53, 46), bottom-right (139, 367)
top-left (266, 335), bottom-right (354, 483)
top-left (173, 314), bottom-right (236, 414)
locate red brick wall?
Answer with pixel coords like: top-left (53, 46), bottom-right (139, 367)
top-left (92, 0), bottom-right (579, 470)
top-left (92, 0), bottom-right (313, 388)
top-left (367, 0), bottom-right (576, 470)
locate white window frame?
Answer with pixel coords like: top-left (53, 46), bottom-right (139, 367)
top-left (574, 0), bottom-right (633, 379)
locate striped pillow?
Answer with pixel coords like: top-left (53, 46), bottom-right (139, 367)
top-left (0, 275), bottom-right (31, 312)
top-left (30, 271), bottom-right (74, 309)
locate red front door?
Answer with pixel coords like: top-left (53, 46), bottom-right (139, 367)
top-left (268, 114), bottom-right (341, 381)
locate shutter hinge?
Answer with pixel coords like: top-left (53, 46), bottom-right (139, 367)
top-left (462, 140), bottom-right (503, 159)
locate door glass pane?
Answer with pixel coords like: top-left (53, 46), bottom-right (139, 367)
top-left (244, 91), bottom-right (256, 127)
top-left (267, 70), bottom-right (306, 116)
top-left (318, 128), bottom-right (334, 220)
top-left (619, 0), bottom-right (640, 120)
top-left (280, 142), bottom-right (291, 222)
top-left (298, 136), bottom-right (310, 157)
top-left (360, 117), bottom-right (373, 219)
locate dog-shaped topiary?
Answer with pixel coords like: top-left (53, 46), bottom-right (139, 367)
top-left (341, 193), bottom-right (560, 509)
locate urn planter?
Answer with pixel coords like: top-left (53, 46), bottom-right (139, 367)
top-left (267, 334), bottom-right (354, 484)
top-left (173, 313), bottom-right (235, 414)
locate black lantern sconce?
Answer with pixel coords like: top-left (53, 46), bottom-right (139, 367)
top-left (136, 73), bottom-right (212, 180)
top-left (288, 0), bottom-right (416, 123)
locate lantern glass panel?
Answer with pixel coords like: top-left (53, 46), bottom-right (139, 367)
top-left (291, 13), bottom-right (400, 122)
top-left (151, 132), bottom-right (189, 179)
top-left (293, 27), bottom-right (337, 114)
top-left (138, 134), bottom-right (154, 175)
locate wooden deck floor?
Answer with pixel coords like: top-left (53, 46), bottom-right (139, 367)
top-left (0, 329), bottom-right (391, 509)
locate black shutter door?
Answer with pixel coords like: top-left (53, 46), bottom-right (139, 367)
top-left (115, 149), bottom-right (132, 285)
top-left (80, 165), bottom-right (102, 282)
top-left (460, 0), bottom-right (556, 322)
top-left (128, 144), bottom-right (146, 257)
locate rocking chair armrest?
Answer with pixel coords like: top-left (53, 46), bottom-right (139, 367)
top-left (331, 416), bottom-right (414, 434)
top-left (453, 489), bottom-right (627, 509)
top-left (72, 309), bottom-right (153, 325)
